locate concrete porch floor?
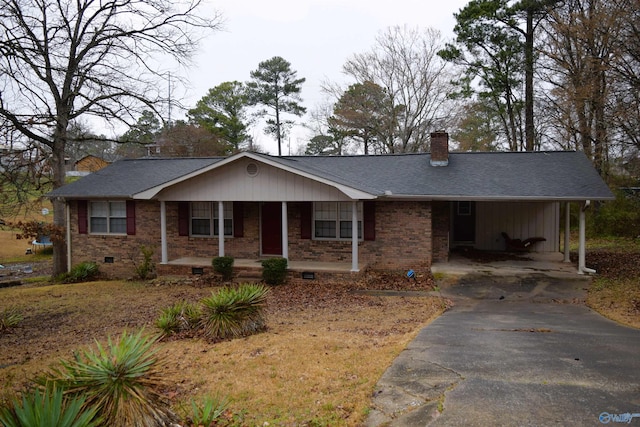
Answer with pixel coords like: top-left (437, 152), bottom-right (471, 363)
top-left (432, 251), bottom-right (582, 278)
top-left (166, 257), bottom-right (365, 273)
top-left (166, 251), bottom-right (582, 278)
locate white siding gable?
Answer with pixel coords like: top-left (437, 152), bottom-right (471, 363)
top-left (156, 158), bottom-right (358, 202)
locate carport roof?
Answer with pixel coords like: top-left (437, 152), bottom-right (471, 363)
top-left (47, 150), bottom-right (614, 201)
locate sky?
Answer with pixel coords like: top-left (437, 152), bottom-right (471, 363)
top-left (175, 0), bottom-right (470, 155)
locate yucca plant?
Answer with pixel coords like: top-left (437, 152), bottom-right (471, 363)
top-left (183, 395), bottom-right (229, 426)
top-left (0, 307), bottom-right (23, 333)
top-left (200, 283), bottom-right (269, 339)
top-left (155, 301), bottom-right (201, 335)
top-left (41, 329), bottom-right (178, 427)
top-left (0, 386), bottom-right (100, 427)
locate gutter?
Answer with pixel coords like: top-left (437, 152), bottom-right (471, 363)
top-left (578, 200), bottom-right (596, 275)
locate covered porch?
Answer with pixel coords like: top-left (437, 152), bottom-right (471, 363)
top-left (157, 257), bottom-right (368, 280)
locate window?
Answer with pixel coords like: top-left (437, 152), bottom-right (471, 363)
top-left (90, 201), bottom-right (126, 234)
top-left (190, 202), bottom-right (233, 237)
top-left (314, 202), bottom-right (362, 240)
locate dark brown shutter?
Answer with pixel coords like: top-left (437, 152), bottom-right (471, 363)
top-left (77, 200), bottom-right (88, 234)
top-left (233, 201), bottom-right (244, 237)
top-left (178, 202), bottom-right (189, 236)
top-left (300, 202), bottom-right (312, 239)
top-left (126, 200), bottom-right (136, 235)
top-left (363, 201), bottom-right (375, 241)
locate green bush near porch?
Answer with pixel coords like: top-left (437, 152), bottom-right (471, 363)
top-left (261, 258), bottom-right (288, 285)
top-left (212, 256), bottom-right (234, 281)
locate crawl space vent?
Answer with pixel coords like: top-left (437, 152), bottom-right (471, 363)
top-left (246, 162), bottom-right (259, 177)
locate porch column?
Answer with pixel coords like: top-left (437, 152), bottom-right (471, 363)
top-left (351, 201), bottom-right (359, 272)
top-left (160, 201), bottom-right (168, 264)
top-left (281, 202), bottom-right (288, 260)
top-left (218, 201), bottom-right (225, 257)
top-left (578, 200), bottom-right (596, 274)
top-left (66, 202), bottom-right (72, 272)
top-left (564, 202), bottom-right (571, 263)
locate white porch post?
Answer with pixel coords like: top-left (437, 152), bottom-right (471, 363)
top-left (281, 202), bottom-right (288, 260)
top-left (218, 201), bottom-right (225, 257)
top-left (66, 202), bottom-right (72, 272)
top-left (351, 201), bottom-right (359, 272)
top-left (564, 202), bottom-right (571, 263)
top-left (578, 200), bottom-right (596, 274)
top-left (160, 201), bottom-right (168, 264)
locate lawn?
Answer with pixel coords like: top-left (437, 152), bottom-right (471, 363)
top-left (1, 229), bottom-right (638, 425)
top-left (0, 261), bottom-right (445, 426)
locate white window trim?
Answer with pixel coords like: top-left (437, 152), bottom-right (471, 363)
top-left (89, 200), bottom-right (127, 235)
top-left (189, 202), bottom-right (233, 238)
top-left (312, 201), bottom-right (363, 241)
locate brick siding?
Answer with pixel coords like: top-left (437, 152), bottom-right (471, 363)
top-left (69, 199), bottom-right (435, 278)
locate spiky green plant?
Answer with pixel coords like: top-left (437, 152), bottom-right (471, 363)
top-left (155, 301), bottom-right (200, 335)
top-left (0, 386), bottom-right (100, 427)
top-left (41, 330), bottom-right (178, 427)
top-left (0, 307), bottom-right (23, 333)
top-left (200, 283), bottom-right (269, 339)
top-left (183, 395), bottom-right (229, 426)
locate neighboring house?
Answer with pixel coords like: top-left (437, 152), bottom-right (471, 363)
top-left (66, 155), bottom-right (111, 177)
top-left (47, 132), bottom-right (614, 278)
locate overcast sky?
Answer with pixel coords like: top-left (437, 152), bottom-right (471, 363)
top-left (178, 0), bottom-right (470, 155)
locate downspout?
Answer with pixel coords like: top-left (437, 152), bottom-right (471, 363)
top-left (578, 200), bottom-right (596, 274)
top-left (564, 202), bottom-right (571, 263)
top-left (66, 201), bottom-right (71, 272)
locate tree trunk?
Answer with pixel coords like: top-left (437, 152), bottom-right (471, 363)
top-left (525, 9), bottom-right (535, 151)
top-left (51, 136), bottom-right (68, 276)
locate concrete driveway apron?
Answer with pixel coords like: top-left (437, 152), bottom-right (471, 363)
top-left (367, 274), bottom-right (640, 427)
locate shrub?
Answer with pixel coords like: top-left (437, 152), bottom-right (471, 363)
top-left (588, 191), bottom-right (640, 237)
top-left (41, 330), bottom-right (178, 427)
top-left (183, 395), bottom-right (229, 427)
top-left (261, 257), bottom-right (288, 285)
top-left (134, 245), bottom-right (156, 280)
top-left (212, 256), bottom-right (234, 281)
top-left (200, 283), bottom-right (269, 340)
top-left (0, 307), bottom-right (23, 333)
top-left (155, 301), bottom-right (201, 335)
top-left (56, 262), bottom-right (99, 284)
top-left (0, 386), bottom-right (99, 427)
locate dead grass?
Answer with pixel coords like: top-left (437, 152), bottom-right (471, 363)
top-left (0, 277), bottom-right (445, 426)
top-left (584, 247), bottom-right (640, 329)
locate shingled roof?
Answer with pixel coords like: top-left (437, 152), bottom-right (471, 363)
top-left (47, 151), bottom-right (614, 201)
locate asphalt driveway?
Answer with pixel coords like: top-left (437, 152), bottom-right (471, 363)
top-left (367, 274), bottom-right (640, 426)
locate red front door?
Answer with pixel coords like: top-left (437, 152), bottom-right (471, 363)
top-left (261, 202), bottom-right (282, 255)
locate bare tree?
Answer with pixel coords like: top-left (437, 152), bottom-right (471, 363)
top-left (0, 0), bottom-right (222, 275)
top-left (341, 25), bottom-right (458, 153)
top-left (540, 0), bottom-right (621, 175)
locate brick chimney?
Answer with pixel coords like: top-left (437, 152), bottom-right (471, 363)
top-left (430, 131), bottom-right (449, 166)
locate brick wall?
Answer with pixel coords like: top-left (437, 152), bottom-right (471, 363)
top-left (69, 200), bottom-right (162, 278)
top-left (432, 201), bottom-right (450, 262)
top-left (69, 199), bottom-right (434, 278)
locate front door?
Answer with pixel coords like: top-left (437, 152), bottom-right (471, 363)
top-left (453, 201), bottom-right (476, 243)
top-left (261, 202), bottom-right (282, 255)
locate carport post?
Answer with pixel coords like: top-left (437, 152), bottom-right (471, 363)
top-left (578, 200), bottom-right (596, 274)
